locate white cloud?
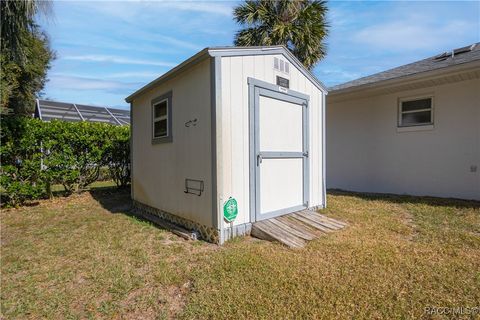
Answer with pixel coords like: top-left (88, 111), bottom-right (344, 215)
top-left (51, 71), bottom-right (162, 80)
top-left (61, 54), bottom-right (176, 67)
top-left (49, 74), bottom-right (141, 93)
top-left (105, 71), bottom-right (162, 79)
top-left (315, 66), bottom-right (362, 86)
top-left (352, 18), bottom-right (475, 51)
top-left (68, 0), bottom-right (233, 20)
top-left (158, 1), bottom-right (233, 17)
top-left (320, 68), bottom-right (361, 80)
top-left (153, 34), bottom-right (203, 51)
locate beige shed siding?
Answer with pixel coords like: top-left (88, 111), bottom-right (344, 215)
top-left (219, 54), bottom-right (325, 227)
top-left (131, 59), bottom-right (213, 227)
top-left (327, 77), bottom-right (480, 201)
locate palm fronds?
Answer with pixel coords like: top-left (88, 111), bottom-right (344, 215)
top-left (233, 0), bottom-right (329, 69)
top-left (0, 0), bottom-right (52, 63)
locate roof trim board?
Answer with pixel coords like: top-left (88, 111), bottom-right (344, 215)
top-left (125, 46), bottom-right (327, 103)
top-left (329, 59), bottom-right (480, 99)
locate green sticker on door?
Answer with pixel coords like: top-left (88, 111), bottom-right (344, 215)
top-left (223, 197), bottom-right (238, 222)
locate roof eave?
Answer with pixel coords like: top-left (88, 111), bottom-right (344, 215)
top-left (329, 59), bottom-right (480, 97)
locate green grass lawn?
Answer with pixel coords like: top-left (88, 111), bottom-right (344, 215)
top-left (1, 189), bottom-right (479, 319)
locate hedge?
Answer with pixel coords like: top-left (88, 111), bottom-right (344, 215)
top-left (1, 116), bottom-right (130, 206)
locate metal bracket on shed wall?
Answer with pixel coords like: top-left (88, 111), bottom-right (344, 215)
top-left (185, 179), bottom-right (204, 196)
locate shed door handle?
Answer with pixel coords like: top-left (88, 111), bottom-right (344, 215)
top-left (257, 154), bottom-right (263, 166)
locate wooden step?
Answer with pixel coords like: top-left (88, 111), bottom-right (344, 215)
top-left (297, 210), bottom-right (342, 230)
top-left (290, 213), bottom-right (333, 233)
top-left (262, 219), bottom-right (306, 248)
top-left (276, 216), bottom-right (317, 240)
top-left (281, 215), bottom-right (325, 236)
top-left (251, 210), bottom-right (348, 248)
top-left (269, 218), bottom-right (315, 241)
top-left (314, 212), bottom-right (348, 227)
top-left (251, 220), bottom-right (306, 248)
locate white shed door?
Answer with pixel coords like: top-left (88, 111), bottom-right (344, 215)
top-left (253, 85), bottom-right (309, 221)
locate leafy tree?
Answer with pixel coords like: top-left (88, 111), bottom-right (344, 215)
top-left (0, 0), bottom-right (54, 115)
top-left (233, 0), bottom-right (329, 69)
top-left (0, 0), bottom-right (52, 62)
top-left (1, 27), bottom-right (54, 115)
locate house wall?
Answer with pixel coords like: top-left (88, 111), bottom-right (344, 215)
top-left (131, 59), bottom-right (214, 227)
top-left (218, 54), bottom-right (326, 228)
top-left (327, 78), bottom-right (480, 201)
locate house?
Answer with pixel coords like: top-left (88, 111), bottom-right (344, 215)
top-left (126, 46), bottom-right (328, 244)
top-left (34, 99), bottom-right (130, 125)
top-left (327, 43), bottom-right (480, 201)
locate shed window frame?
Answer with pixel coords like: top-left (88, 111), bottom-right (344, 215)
top-left (151, 91), bottom-right (173, 144)
top-left (398, 95), bottom-right (434, 128)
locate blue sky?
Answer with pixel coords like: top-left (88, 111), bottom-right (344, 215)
top-left (40, 0), bottom-right (480, 109)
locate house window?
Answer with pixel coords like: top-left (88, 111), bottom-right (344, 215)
top-left (152, 91), bottom-right (172, 143)
top-left (398, 97), bottom-right (433, 127)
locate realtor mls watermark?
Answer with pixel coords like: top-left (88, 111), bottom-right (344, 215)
top-left (424, 306), bottom-right (480, 316)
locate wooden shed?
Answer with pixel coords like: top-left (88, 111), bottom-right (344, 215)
top-left (126, 46), bottom-right (328, 244)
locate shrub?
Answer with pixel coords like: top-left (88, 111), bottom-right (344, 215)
top-left (0, 117), bottom-right (46, 205)
top-left (0, 116), bottom-right (130, 206)
top-left (105, 125), bottom-right (130, 188)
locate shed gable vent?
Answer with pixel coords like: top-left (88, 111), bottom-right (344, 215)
top-left (274, 57), bottom-right (290, 74)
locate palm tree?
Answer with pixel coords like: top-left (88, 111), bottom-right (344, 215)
top-left (233, 0), bottom-right (329, 69)
top-left (0, 0), bottom-right (52, 62)
top-left (1, 0), bottom-right (53, 115)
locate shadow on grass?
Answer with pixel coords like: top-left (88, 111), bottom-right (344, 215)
top-left (89, 186), bottom-right (133, 214)
top-left (328, 189), bottom-right (480, 209)
top-left (88, 186), bottom-right (174, 233)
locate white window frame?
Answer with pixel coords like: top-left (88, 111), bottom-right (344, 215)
top-left (151, 90), bottom-right (173, 144)
top-left (153, 99), bottom-right (168, 138)
top-left (398, 95), bottom-right (434, 129)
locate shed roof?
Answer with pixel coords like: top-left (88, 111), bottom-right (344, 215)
top-left (125, 46), bottom-right (328, 103)
top-left (330, 43), bottom-right (480, 93)
top-left (35, 99), bottom-right (130, 125)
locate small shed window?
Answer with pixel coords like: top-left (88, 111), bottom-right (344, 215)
top-left (151, 91), bottom-right (172, 143)
top-left (398, 96), bottom-right (433, 127)
top-left (153, 100), bottom-right (168, 137)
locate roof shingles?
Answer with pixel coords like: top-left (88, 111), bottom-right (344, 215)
top-left (330, 43), bottom-right (480, 92)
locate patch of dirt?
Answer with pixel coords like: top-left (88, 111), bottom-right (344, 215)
top-left (166, 281), bottom-right (193, 318)
top-left (395, 204), bottom-right (419, 241)
top-left (116, 281), bottom-right (193, 319)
